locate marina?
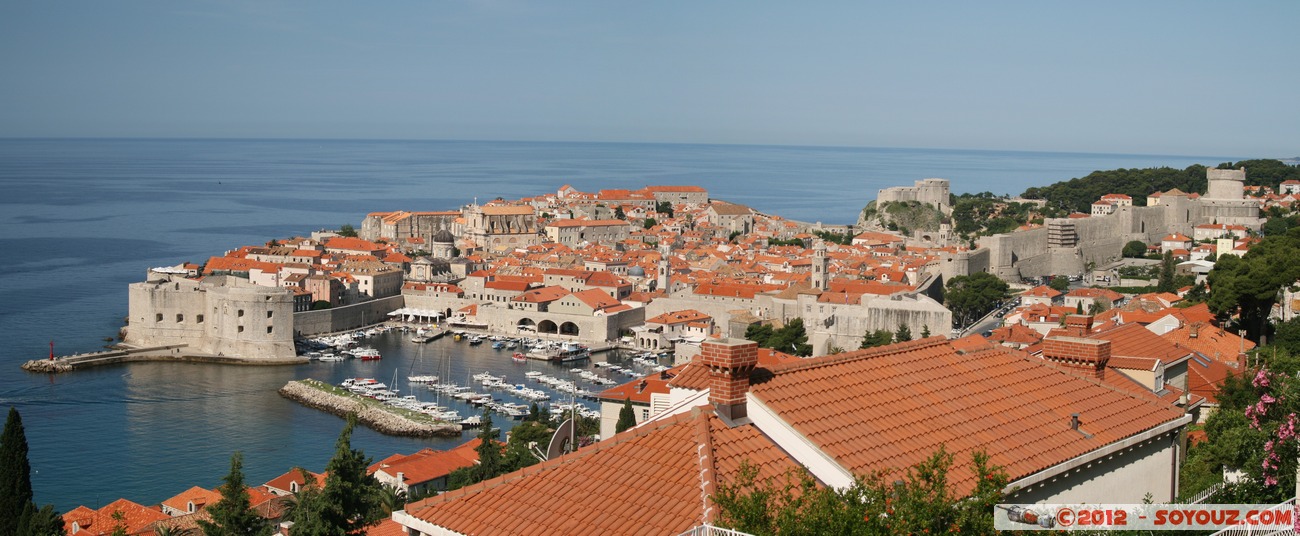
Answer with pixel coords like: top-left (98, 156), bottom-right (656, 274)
top-left (293, 325), bottom-right (671, 430)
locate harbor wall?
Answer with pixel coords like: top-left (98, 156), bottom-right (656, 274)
top-left (293, 296), bottom-right (405, 337)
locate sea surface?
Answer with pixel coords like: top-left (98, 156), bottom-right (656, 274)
top-left (0, 138), bottom-right (1236, 512)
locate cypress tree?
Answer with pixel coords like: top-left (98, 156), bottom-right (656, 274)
top-left (615, 398), bottom-right (636, 434)
top-left (473, 410), bottom-right (503, 481)
top-left (198, 452), bottom-right (272, 536)
top-left (320, 414), bottom-right (384, 535)
top-left (1, 407), bottom-right (33, 535)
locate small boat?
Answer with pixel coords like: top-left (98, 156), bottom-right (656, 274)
top-left (468, 335), bottom-right (484, 345)
top-left (511, 352), bottom-right (526, 362)
top-left (459, 415), bottom-right (483, 428)
top-left (408, 375), bottom-right (439, 384)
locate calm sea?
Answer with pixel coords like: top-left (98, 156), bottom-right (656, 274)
top-left (0, 138), bottom-right (1234, 512)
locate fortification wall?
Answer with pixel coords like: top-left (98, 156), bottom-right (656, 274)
top-left (292, 295), bottom-right (404, 337)
top-left (124, 276), bottom-right (297, 359)
top-left (805, 294), bottom-right (951, 354)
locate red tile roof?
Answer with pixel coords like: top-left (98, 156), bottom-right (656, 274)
top-left (160, 485), bottom-right (221, 515)
top-left (65, 499), bottom-right (170, 536)
top-left (400, 406), bottom-right (801, 535)
top-left (749, 337), bottom-right (1187, 496)
top-left (367, 439), bottom-right (483, 486)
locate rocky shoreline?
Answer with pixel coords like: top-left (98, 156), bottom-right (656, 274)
top-left (278, 379), bottom-right (462, 438)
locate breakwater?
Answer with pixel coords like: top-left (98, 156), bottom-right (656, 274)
top-left (21, 345), bottom-right (306, 373)
top-left (278, 379), bottom-right (462, 438)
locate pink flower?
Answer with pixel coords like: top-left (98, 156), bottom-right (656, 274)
top-left (1255, 369), bottom-right (1272, 388)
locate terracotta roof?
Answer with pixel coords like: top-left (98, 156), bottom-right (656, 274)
top-left (546, 219), bottom-right (632, 228)
top-left (160, 485), bottom-right (220, 515)
top-left (646, 309), bottom-right (712, 325)
top-left (748, 337), bottom-right (1187, 496)
top-left (1022, 285), bottom-right (1062, 299)
top-left (668, 348), bottom-right (799, 391)
top-left (1089, 323), bottom-right (1193, 365)
top-left (400, 406), bottom-right (801, 535)
top-left (598, 363), bottom-right (688, 404)
top-left (264, 468), bottom-right (325, 495)
top-left (366, 518), bottom-right (408, 536)
top-left (479, 205), bottom-right (535, 215)
top-left (1162, 322), bottom-right (1254, 364)
top-left (65, 499), bottom-right (169, 536)
top-left (368, 439), bottom-right (483, 486)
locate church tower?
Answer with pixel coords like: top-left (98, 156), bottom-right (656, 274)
top-left (657, 243), bottom-right (672, 293)
top-left (811, 239), bottom-right (829, 291)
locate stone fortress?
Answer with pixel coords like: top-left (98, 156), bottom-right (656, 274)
top-left (876, 178), bottom-right (953, 215)
top-left (928, 167), bottom-right (1263, 283)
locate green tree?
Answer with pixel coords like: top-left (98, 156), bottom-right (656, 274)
top-left (1157, 251), bottom-right (1177, 293)
top-left (1048, 275), bottom-right (1070, 293)
top-left (613, 205), bottom-right (626, 220)
top-left (744, 323), bottom-right (774, 347)
top-left (1208, 227), bottom-right (1300, 342)
top-left (894, 323), bottom-right (913, 343)
top-left (320, 415), bottom-right (385, 535)
top-left (283, 476), bottom-right (342, 536)
top-left (764, 318), bottom-right (812, 356)
top-left (860, 329), bottom-right (893, 349)
top-left (714, 447), bottom-right (1007, 535)
top-left (643, 217), bottom-right (657, 229)
top-left (338, 224), bottom-right (358, 237)
top-left (20, 502), bottom-right (68, 536)
top-left (1, 407), bottom-right (33, 535)
top-left (1122, 240), bottom-right (1148, 258)
top-left (198, 452), bottom-right (272, 536)
top-left (655, 201), bottom-right (674, 217)
top-left (615, 398), bottom-right (636, 434)
top-left (502, 420), bottom-right (551, 472)
top-left (920, 325), bottom-right (931, 338)
top-left (944, 272), bottom-right (1011, 327)
top-left (310, 300), bottom-right (333, 310)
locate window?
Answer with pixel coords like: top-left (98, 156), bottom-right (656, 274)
top-left (196, 314), bottom-right (204, 324)
top-left (238, 326), bottom-right (244, 333)
top-left (267, 326), bottom-right (273, 334)
top-left (238, 309), bottom-right (245, 317)
top-left (155, 313), bottom-right (163, 322)
top-left (267, 310), bottom-right (274, 319)
top-left (176, 314), bottom-right (184, 323)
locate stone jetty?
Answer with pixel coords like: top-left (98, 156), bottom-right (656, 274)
top-left (278, 379), bottom-right (461, 438)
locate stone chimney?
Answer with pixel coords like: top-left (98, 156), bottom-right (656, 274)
top-left (701, 338), bottom-right (759, 421)
top-left (1042, 335), bottom-right (1111, 378)
top-left (1062, 314), bottom-right (1094, 337)
top-left (1189, 322), bottom-right (1200, 339)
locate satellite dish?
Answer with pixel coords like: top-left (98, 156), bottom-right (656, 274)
top-left (546, 418), bottom-right (575, 460)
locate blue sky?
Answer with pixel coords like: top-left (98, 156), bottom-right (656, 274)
top-left (1, 1), bottom-right (1296, 156)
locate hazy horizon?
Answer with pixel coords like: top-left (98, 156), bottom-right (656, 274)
top-left (2, 2), bottom-right (1296, 157)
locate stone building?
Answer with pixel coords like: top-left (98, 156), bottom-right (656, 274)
top-left (359, 210), bottom-right (460, 244)
top-left (544, 219), bottom-right (634, 247)
top-left (876, 178), bottom-right (952, 215)
top-left (463, 204), bottom-right (540, 253)
top-left (124, 273), bottom-right (296, 360)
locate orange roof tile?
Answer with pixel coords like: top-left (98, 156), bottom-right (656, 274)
top-left (1162, 322), bottom-right (1254, 364)
top-left (749, 337), bottom-right (1187, 496)
top-left (160, 485), bottom-right (221, 515)
top-left (400, 407), bottom-right (800, 535)
top-left (368, 439), bottom-right (483, 486)
top-left (65, 499), bottom-right (170, 536)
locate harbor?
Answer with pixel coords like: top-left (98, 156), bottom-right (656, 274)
top-left (289, 324), bottom-right (673, 435)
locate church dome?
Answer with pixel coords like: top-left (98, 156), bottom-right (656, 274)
top-left (432, 229), bottom-right (455, 244)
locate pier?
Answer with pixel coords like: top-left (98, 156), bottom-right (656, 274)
top-left (21, 344), bottom-right (306, 373)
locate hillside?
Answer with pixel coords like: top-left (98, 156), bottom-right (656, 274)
top-left (1020, 159), bottom-right (1300, 214)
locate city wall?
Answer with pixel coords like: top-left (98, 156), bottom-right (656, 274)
top-left (293, 295), bottom-right (405, 337)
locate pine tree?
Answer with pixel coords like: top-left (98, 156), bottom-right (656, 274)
top-left (615, 398), bottom-right (636, 434)
top-left (18, 502), bottom-right (67, 536)
top-left (320, 415), bottom-right (384, 535)
top-left (895, 323), bottom-right (913, 343)
top-left (1158, 251), bottom-right (1176, 293)
top-left (473, 410), bottom-right (503, 481)
top-left (1, 407), bottom-right (34, 535)
top-left (198, 452), bottom-right (272, 536)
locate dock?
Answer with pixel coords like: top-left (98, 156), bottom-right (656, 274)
top-left (21, 344), bottom-right (305, 373)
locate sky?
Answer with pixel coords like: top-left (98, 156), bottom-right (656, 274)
top-left (0, 1), bottom-right (1296, 156)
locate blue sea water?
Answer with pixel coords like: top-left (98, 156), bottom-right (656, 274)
top-left (0, 138), bottom-right (1235, 512)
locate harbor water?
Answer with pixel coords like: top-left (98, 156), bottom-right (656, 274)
top-left (0, 138), bottom-right (1234, 511)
